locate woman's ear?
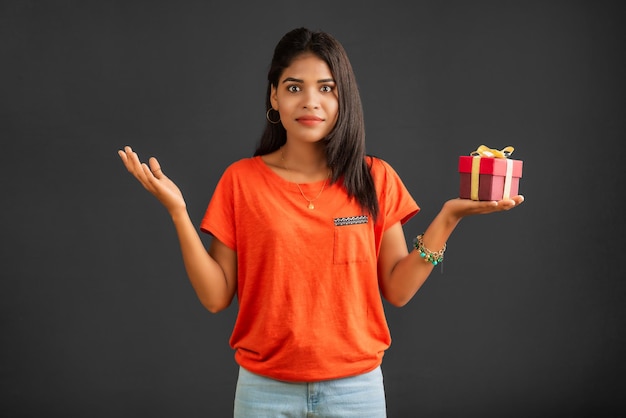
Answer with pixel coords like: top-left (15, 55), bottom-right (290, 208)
top-left (270, 85), bottom-right (278, 110)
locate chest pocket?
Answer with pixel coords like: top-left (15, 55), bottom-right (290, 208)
top-left (333, 216), bottom-right (371, 264)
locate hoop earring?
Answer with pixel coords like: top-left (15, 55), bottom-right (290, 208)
top-left (266, 108), bottom-right (281, 124)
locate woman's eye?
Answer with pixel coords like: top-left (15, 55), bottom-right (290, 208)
top-left (287, 85), bottom-right (301, 93)
top-left (320, 85), bottom-right (333, 93)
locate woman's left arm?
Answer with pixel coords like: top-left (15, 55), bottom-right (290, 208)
top-left (378, 195), bottom-right (524, 307)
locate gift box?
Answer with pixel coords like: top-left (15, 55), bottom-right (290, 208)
top-left (459, 145), bottom-right (523, 201)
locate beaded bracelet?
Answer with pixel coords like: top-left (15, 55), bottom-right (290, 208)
top-left (413, 234), bottom-right (446, 266)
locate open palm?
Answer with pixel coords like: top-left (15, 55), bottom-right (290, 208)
top-left (118, 146), bottom-right (186, 214)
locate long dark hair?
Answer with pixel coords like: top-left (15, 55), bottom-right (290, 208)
top-left (254, 27), bottom-right (379, 220)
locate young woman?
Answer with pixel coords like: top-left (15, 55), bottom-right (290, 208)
top-left (118, 27), bottom-right (523, 417)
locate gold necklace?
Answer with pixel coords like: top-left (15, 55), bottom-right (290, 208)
top-left (281, 149), bottom-right (329, 210)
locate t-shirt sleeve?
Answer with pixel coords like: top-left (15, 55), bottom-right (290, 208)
top-left (374, 158), bottom-right (420, 229)
top-left (200, 164), bottom-right (237, 250)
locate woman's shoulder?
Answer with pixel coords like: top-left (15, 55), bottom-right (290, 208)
top-left (366, 155), bottom-right (396, 176)
top-left (223, 156), bottom-right (264, 175)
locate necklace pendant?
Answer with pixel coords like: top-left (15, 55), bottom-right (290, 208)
top-left (307, 202), bottom-right (315, 210)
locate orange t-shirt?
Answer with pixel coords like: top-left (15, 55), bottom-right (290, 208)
top-left (200, 156), bottom-right (419, 381)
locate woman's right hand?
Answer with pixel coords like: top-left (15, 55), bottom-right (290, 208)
top-left (118, 146), bottom-right (187, 215)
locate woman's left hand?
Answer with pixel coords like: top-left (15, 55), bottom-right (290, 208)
top-left (442, 195), bottom-right (525, 220)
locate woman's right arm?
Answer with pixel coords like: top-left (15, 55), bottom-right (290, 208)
top-left (118, 146), bottom-right (237, 313)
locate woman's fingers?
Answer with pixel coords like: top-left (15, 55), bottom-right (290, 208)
top-left (148, 157), bottom-right (163, 179)
top-left (118, 146), bottom-right (155, 189)
top-left (494, 195), bottom-right (524, 211)
top-left (117, 146), bottom-right (186, 213)
top-left (444, 195), bottom-right (525, 218)
top-left (119, 146), bottom-right (139, 173)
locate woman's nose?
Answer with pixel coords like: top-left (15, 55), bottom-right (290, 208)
top-left (302, 90), bottom-right (320, 109)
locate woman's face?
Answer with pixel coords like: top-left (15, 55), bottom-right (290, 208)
top-left (270, 53), bottom-right (339, 144)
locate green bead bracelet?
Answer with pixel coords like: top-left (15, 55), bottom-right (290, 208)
top-left (413, 234), bottom-right (446, 266)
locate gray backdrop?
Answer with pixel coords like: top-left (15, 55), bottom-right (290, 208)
top-left (2, 0), bottom-right (625, 417)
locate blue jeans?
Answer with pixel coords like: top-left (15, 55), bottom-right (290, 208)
top-left (233, 366), bottom-right (387, 417)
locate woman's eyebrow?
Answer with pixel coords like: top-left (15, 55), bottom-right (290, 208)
top-left (281, 77), bottom-right (335, 84)
top-left (282, 77), bottom-right (302, 83)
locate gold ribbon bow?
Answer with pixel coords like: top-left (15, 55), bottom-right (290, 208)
top-left (469, 145), bottom-right (515, 200)
top-left (470, 145), bottom-right (514, 159)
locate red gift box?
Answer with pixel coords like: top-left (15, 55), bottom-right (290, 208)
top-left (458, 146), bottom-right (523, 201)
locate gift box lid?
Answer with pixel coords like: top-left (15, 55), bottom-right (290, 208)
top-left (458, 155), bottom-right (523, 177)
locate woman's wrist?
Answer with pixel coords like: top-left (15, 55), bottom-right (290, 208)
top-left (169, 205), bottom-right (190, 223)
top-left (439, 200), bottom-right (464, 227)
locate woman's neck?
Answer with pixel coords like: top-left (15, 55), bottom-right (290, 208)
top-left (280, 142), bottom-right (328, 178)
